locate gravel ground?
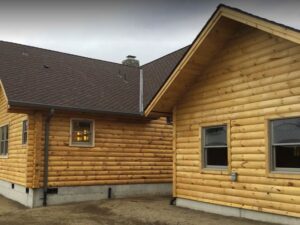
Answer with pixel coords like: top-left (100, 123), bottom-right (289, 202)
top-left (0, 195), bottom-right (277, 225)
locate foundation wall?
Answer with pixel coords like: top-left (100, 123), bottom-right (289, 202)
top-left (176, 198), bottom-right (300, 225)
top-left (0, 179), bottom-right (171, 207)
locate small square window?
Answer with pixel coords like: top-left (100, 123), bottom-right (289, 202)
top-left (0, 125), bottom-right (9, 156)
top-left (270, 117), bottom-right (300, 172)
top-left (22, 120), bottom-right (28, 145)
top-left (70, 119), bottom-right (94, 147)
top-left (202, 125), bottom-right (228, 169)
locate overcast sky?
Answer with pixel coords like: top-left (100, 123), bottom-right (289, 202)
top-left (0, 0), bottom-right (299, 64)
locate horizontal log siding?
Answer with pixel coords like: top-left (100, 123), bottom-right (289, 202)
top-left (175, 26), bottom-right (300, 218)
top-left (29, 112), bottom-right (172, 187)
top-left (0, 87), bottom-right (28, 186)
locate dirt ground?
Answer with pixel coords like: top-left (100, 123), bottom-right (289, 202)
top-left (0, 195), bottom-right (277, 225)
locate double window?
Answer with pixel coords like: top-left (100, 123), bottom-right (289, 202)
top-left (0, 125), bottom-right (9, 156)
top-left (70, 119), bottom-right (94, 147)
top-left (201, 125), bottom-right (228, 169)
top-left (270, 117), bottom-right (300, 172)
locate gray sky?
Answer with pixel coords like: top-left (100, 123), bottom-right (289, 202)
top-left (1, 0), bottom-right (300, 64)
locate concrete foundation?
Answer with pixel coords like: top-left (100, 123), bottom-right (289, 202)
top-left (176, 198), bottom-right (300, 225)
top-left (0, 179), bottom-right (171, 208)
top-left (0, 180), bottom-right (35, 207)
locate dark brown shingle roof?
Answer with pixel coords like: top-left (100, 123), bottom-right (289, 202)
top-left (142, 46), bottom-right (190, 108)
top-left (0, 41), bottom-right (188, 115)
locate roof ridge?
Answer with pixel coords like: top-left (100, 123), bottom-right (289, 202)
top-left (0, 40), bottom-right (191, 71)
top-left (141, 45), bottom-right (191, 68)
top-left (0, 40), bottom-right (140, 70)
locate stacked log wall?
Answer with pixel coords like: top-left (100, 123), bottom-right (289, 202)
top-left (174, 26), bottom-right (300, 218)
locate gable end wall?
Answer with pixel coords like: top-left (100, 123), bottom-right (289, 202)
top-left (174, 26), bottom-right (300, 218)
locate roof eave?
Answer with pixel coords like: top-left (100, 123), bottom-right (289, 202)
top-left (8, 100), bottom-right (142, 118)
top-left (219, 5), bottom-right (300, 44)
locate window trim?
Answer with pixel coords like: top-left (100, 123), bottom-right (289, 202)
top-left (199, 121), bottom-right (231, 174)
top-left (22, 120), bottom-right (28, 145)
top-left (0, 123), bottom-right (9, 158)
top-left (69, 118), bottom-right (95, 148)
top-left (269, 117), bottom-right (300, 173)
top-left (265, 114), bottom-right (300, 180)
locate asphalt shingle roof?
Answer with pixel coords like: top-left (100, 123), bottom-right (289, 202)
top-left (0, 41), bottom-right (189, 115)
top-left (142, 46), bottom-right (190, 108)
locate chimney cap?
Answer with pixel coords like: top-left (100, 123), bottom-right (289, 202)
top-left (127, 55), bottom-right (136, 59)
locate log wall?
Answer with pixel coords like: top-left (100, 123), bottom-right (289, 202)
top-left (0, 86), bottom-right (28, 186)
top-left (174, 26), bottom-right (300, 218)
top-left (27, 112), bottom-right (173, 188)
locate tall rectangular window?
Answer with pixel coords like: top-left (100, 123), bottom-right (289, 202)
top-left (270, 117), bottom-right (300, 172)
top-left (70, 119), bottom-right (94, 147)
top-left (202, 125), bottom-right (228, 169)
top-left (22, 120), bottom-right (28, 145)
top-left (0, 125), bottom-right (9, 156)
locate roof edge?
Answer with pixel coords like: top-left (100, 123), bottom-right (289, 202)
top-left (141, 45), bottom-right (191, 68)
top-left (144, 3), bottom-right (300, 116)
top-left (218, 4), bottom-right (300, 44)
top-left (218, 4), bottom-right (300, 34)
top-left (8, 100), bottom-right (142, 117)
top-left (144, 4), bottom-right (223, 116)
top-left (0, 80), bottom-right (9, 106)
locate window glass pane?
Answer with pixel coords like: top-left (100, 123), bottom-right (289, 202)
top-left (0, 142), bottom-right (4, 155)
top-left (4, 141), bottom-right (7, 155)
top-left (0, 125), bottom-right (8, 155)
top-left (272, 118), bottom-right (300, 144)
top-left (204, 126), bottom-right (227, 146)
top-left (206, 147), bottom-right (228, 166)
top-left (4, 125), bottom-right (8, 140)
top-left (72, 120), bottom-right (93, 145)
top-left (1, 127), bottom-right (4, 140)
top-left (23, 121), bottom-right (28, 132)
top-left (274, 146), bottom-right (300, 169)
top-left (73, 121), bottom-right (91, 131)
top-left (22, 120), bottom-right (28, 144)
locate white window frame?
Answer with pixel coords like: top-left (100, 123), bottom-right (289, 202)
top-left (0, 124), bottom-right (9, 157)
top-left (201, 125), bottom-right (228, 170)
top-left (269, 117), bottom-right (300, 173)
top-left (69, 119), bottom-right (95, 147)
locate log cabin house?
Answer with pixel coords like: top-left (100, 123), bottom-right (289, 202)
top-left (1, 3), bottom-right (300, 224)
top-left (145, 4), bottom-right (300, 225)
top-left (0, 34), bottom-right (189, 207)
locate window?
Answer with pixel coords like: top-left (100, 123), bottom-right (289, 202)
top-left (166, 116), bottom-right (173, 125)
top-left (270, 117), bottom-right (300, 172)
top-left (22, 120), bottom-right (28, 145)
top-left (0, 125), bottom-right (8, 156)
top-left (202, 125), bottom-right (228, 169)
top-left (70, 119), bottom-right (94, 147)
